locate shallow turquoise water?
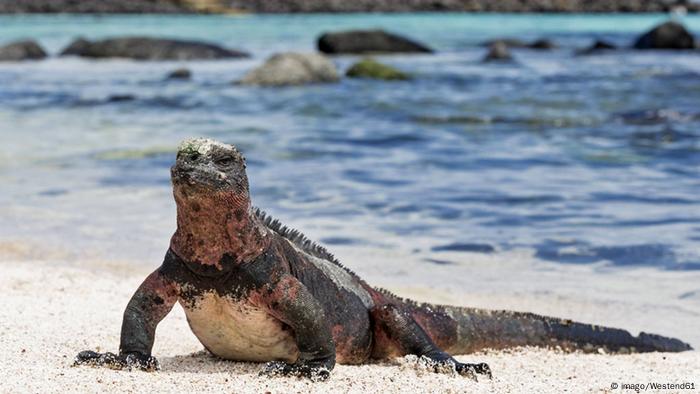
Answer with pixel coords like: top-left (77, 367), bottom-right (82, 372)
top-left (0, 13), bottom-right (699, 269)
top-left (1, 13), bottom-right (700, 53)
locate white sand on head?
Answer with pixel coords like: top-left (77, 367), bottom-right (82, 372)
top-left (1, 258), bottom-right (698, 394)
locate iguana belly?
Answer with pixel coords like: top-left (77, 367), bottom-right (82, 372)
top-left (181, 292), bottom-right (299, 362)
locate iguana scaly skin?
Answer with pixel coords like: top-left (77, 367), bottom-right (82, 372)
top-left (75, 138), bottom-right (692, 381)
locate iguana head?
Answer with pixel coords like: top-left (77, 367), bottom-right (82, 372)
top-left (170, 138), bottom-right (268, 268)
top-left (171, 138), bottom-right (249, 198)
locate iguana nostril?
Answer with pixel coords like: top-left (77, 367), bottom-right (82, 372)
top-left (190, 153), bottom-right (200, 161)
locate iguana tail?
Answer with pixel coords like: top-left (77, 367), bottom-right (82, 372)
top-left (413, 305), bottom-right (692, 354)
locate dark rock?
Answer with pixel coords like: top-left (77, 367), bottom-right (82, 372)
top-left (346, 58), bottom-right (410, 80)
top-left (529, 39), bottom-right (556, 50)
top-left (167, 68), bottom-right (192, 80)
top-left (239, 52), bottom-right (339, 86)
top-left (107, 94), bottom-right (136, 102)
top-left (60, 36), bottom-right (249, 60)
top-left (61, 38), bottom-right (91, 56)
top-left (483, 42), bottom-right (513, 62)
top-left (318, 29), bottom-right (433, 55)
top-left (590, 40), bottom-right (617, 50)
top-left (482, 38), bottom-right (555, 50)
top-left (481, 38), bottom-right (528, 48)
top-left (577, 39), bottom-right (617, 55)
top-left (633, 21), bottom-right (695, 50)
top-left (0, 40), bottom-right (47, 61)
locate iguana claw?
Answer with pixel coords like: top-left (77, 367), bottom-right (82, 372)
top-left (259, 360), bottom-right (331, 382)
top-left (73, 350), bottom-right (160, 372)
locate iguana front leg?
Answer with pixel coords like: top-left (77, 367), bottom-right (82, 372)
top-left (74, 268), bottom-right (179, 371)
top-left (258, 274), bottom-right (336, 381)
top-left (372, 304), bottom-right (491, 380)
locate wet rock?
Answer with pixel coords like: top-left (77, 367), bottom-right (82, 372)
top-left (346, 58), bottom-right (410, 80)
top-left (0, 40), bottom-right (47, 61)
top-left (239, 52), bottom-right (339, 87)
top-left (481, 38), bottom-right (555, 50)
top-left (529, 38), bottom-right (556, 50)
top-left (577, 40), bottom-right (617, 55)
top-left (167, 68), bottom-right (192, 80)
top-left (318, 29), bottom-right (433, 55)
top-left (107, 94), bottom-right (136, 102)
top-left (633, 21), bottom-right (695, 50)
top-left (60, 36), bottom-right (249, 60)
top-left (483, 42), bottom-right (513, 62)
top-left (481, 38), bottom-right (528, 48)
top-left (61, 38), bottom-right (91, 56)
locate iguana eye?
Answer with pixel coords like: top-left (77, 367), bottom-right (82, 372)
top-left (215, 157), bottom-right (234, 167)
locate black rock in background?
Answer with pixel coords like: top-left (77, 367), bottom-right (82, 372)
top-left (481, 38), bottom-right (557, 50)
top-left (483, 42), bottom-right (514, 62)
top-left (60, 37), bottom-right (249, 60)
top-left (0, 39), bottom-right (47, 61)
top-left (318, 30), bottom-right (433, 55)
top-left (577, 39), bottom-right (617, 55)
top-left (167, 68), bottom-right (193, 80)
top-left (529, 39), bottom-right (557, 50)
top-left (634, 21), bottom-right (696, 50)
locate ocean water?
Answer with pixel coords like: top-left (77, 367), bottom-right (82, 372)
top-left (0, 13), bottom-right (699, 271)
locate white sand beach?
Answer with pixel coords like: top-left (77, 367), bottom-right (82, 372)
top-left (2, 253), bottom-right (698, 394)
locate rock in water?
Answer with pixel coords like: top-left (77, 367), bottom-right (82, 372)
top-left (60, 36), bottom-right (249, 60)
top-left (346, 58), bottom-right (410, 80)
top-left (167, 68), bottom-right (192, 80)
top-left (529, 39), bottom-right (556, 50)
top-left (318, 29), bottom-right (433, 54)
top-left (483, 42), bottom-right (513, 62)
top-left (239, 52), bottom-right (339, 87)
top-left (633, 21), bottom-right (695, 50)
top-left (577, 40), bottom-right (617, 55)
top-left (481, 38), bottom-right (555, 50)
top-left (0, 40), bottom-right (47, 61)
top-left (107, 94), bottom-right (136, 102)
top-left (589, 40), bottom-right (617, 50)
top-left (481, 38), bottom-right (528, 48)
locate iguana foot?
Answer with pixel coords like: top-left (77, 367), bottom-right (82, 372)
top-left (259, 361), bottom-right (331, 382)
top-left (456, 361), bottom-right (492, 380)
top-left (419, 356), bottom-right (492, 381)
top-left (73, 350), bottom-right (160, 372)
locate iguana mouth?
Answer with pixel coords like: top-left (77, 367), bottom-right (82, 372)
top-left (170, 165), bottom-right (220, 194)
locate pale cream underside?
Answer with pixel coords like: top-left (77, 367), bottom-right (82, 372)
top-left (181, 292), bottom-right (299, 362)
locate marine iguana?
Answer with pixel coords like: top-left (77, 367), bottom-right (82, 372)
top-left (75, 138), bottom-right (692, 381)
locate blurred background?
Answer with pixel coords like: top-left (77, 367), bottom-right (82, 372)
top-left (0, 1), bottom-right (698, 344)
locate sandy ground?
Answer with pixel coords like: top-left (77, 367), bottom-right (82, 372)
top-left (1, 258), bottom-right (698, 394)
